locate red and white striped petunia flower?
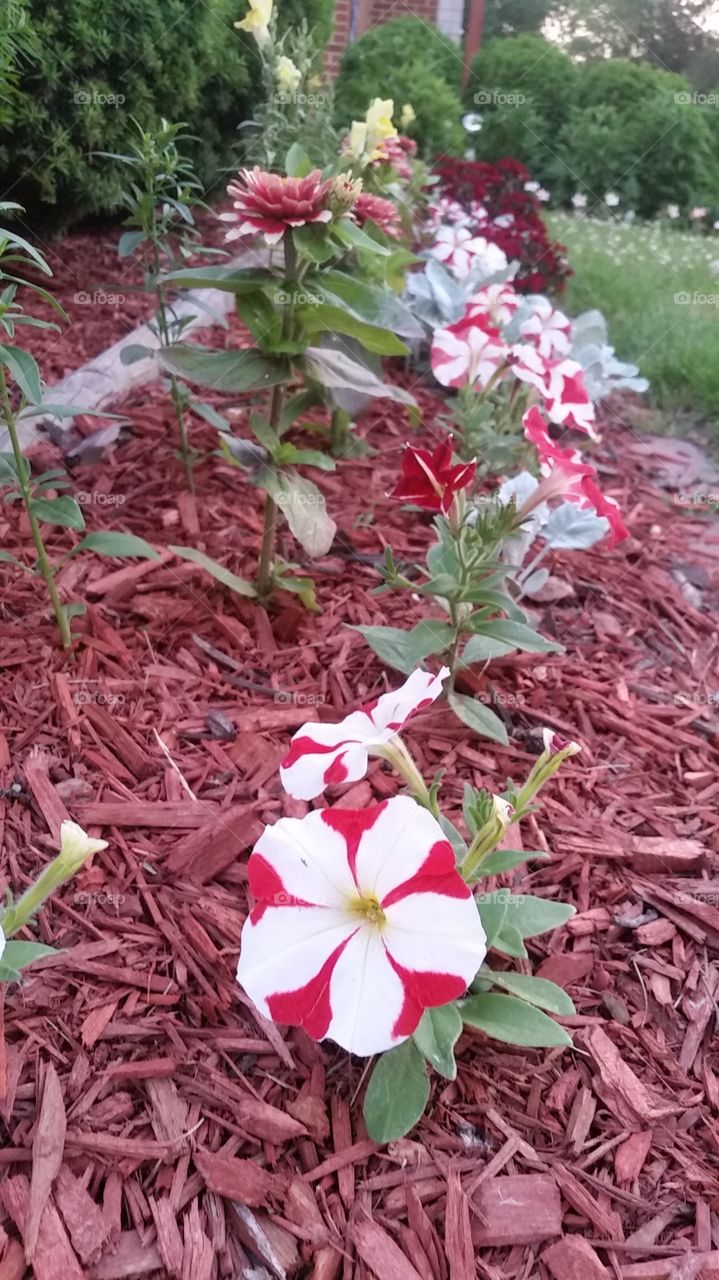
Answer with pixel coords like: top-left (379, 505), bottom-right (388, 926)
top-left (428, 226), bottom-right (508, 279)
top-left (521, 407), bottom-right (629, 545)
top-left (431, 314), bottom-right (508, 389)
top-left (236, 797), bottom-right (487, 1055)
top-left (466, 283), bottom-right (520, 329)
top-left (519, 297), bottom-right (572, 359)
top-left (510, 343), bottom-right (552, 394)
top-left (280, 668), bottom-right (449, 800)
top-left (542, 359), bottom-right (598, 440)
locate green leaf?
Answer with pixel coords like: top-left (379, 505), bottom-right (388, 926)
top-left (118, 230), bottom-right (145, 258)
top-left (29, 495), bottom-right (85, 530)
top-left (319, 270), bottom-right (422, 338)
top-left (331, 217), bottom-right (392, 257)
top-left (0, 451), bottom-right (29, 485)
top-left (352, 620), bottom-right (453, 675)
top-left (491, 922), bottom-right (527, 958)
top-left (461, 993), bottom-right (572, 1047)
top-left (475, 620), bottom-right (564, 655)
top-left (503, 894), bottom-right (576, 939)
top-left (295, 303), bottom-right (409, 356)
top-left (488, 971), bottom-right (576, 1016)
top-left (1, 940), bottom-right (58, 971)
top-left (477, 892), bottom-right (509, 948)
top-left (0, 550), bottom-right (28, 570)
top-left (0, 344), bottom-right (42, 403)
top-left (448, 691), bottom-right (508, 745)
top-left (292, 225), bottom-right (336, 263)
top-left (160, 266), bottom-right (275, 294)
top-left (363, 1038), bottom-right (430, 1142)
top-left (0, 964), bottom-right (21, 984)
top-left (285, 143), bottom-right (312, 177)
top-left (120, 343), bottom-right (154, 366)
top-left (413, 1004), bottom-right (463, 1080)
top-left (157, 345), bottom-right (289, 393)
top-left (460, 633), bottom-right (515, 664)
top-left (236, 292), bottom-right (281, 350)
top-left (271, 473), bottom-right (336, 558)
top-left (476, 849), bottom-right (549, 876)
top-left (168, 546), bottom-right (257, 597)
top-left (70, 532), bottom-right (160, 560)
top-left (273, 444), bottom-right (336, 471)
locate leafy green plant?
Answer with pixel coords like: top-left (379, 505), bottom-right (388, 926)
top-left (102, 117), bottom-right (225, 490)
top-left (0, 203), bottom-right (158, 646)
top-left (361, 476), bottom-right (563, 742)
top-left (159, 147), bottom-right (421, 602)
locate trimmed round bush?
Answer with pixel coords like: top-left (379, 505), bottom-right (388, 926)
top-left (466, 36), bottom-right (578, 133)
top-left (333, 17), bottom-right (465, 159)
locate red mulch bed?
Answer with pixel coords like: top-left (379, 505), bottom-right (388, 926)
top-left (1, 336), bottom-right (719, 1279)
top-left (19, 208), bottom-right (230, 380)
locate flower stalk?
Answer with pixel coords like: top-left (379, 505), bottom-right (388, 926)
top-left (0, 366), bottom-right (71, 648)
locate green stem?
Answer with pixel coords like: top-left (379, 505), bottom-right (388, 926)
top-left (330, 407), bottom-right (350, 456)
top-left (0, 367), bottom-right (71, 648)
top-left (257, 487), bottom-right (278, 599)
top-left (372, 738), bottom-right (435, 812)
top-left (1, 857), bottom-right (71, 938)
top-left (255, 232), bottom-right (297, 599)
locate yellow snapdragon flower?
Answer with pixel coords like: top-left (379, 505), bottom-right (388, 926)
top-left (275, 55), bottom-right (301, 93)
top-left (234, 0), bottom-right (272, 46)
top-left (400, 103), bottom-right (416, 129)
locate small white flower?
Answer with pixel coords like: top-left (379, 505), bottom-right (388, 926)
top-left (604, 191), bottom-right (620, 207)
top-left (571, 193), bottom-right (587, 210)
top-left (58, 820), bottom-right (109, 873)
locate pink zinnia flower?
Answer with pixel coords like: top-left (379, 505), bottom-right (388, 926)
top-left (221, 167), bottom-right (332, 246)
top-left (390, 439), bottom-right (476, 513)
top-left (432, 314), bottom-right (508, 389)
top-left (280, 668), bottom-right (449, 800)
top-left (236, 797), bottom-right (487, 1055)
top-left (353, 192), bottom-right (401, 238)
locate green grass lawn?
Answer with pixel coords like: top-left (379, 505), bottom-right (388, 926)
top-left (549, 213), bottom-right (719, 430)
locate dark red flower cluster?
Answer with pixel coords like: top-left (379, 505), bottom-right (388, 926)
top-left (433, 157), bottom-right (572, 294)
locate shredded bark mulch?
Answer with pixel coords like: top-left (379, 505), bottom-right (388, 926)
top-left (1, 306), bottom-right (719, 1278)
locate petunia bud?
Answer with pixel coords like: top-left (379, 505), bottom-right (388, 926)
top-left (58, 820), bottom-right (109, 874)
top-left (542, 728), bottom-right (581, 757)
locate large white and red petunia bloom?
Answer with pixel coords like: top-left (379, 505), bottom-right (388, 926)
top-left (519, 297), bottom-right (572, 359)
top-left (542, 359), bottom-right (598, 440)
top-left (221, 167), bottom-right (332, 247)
top-left (236, 797), bottom-right (487, 1055)
top-left (280, 668), bottom-right (449, 801)
top-left (431, 314), bottom-right (508, 389)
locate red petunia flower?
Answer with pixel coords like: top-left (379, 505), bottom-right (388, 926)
top-left (220, 167), bottom-right (332, 246)
top-left (390, 439), bottom-right (476, 514)
top-left (353, 192), bottom-right (401, 237)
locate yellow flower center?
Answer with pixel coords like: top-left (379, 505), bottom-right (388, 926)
top-left (348, 893), bottom-right (386, 928)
